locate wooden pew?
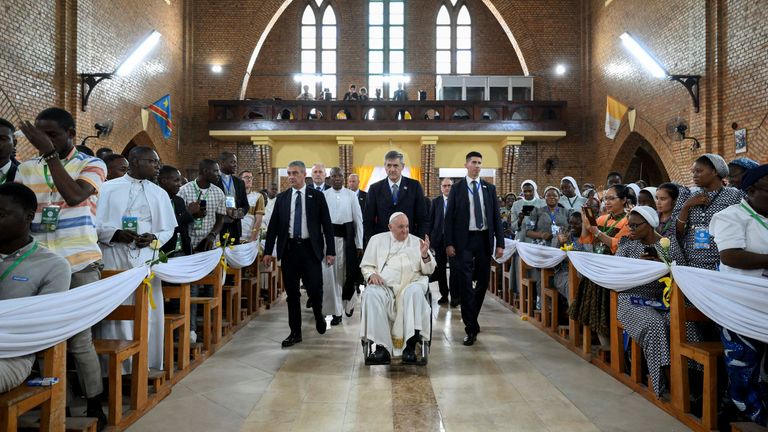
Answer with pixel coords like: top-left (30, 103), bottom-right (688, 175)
top-left (222, 266), bottom-right (242, 332)
top-left (669, 281), bottom-right (723, 432)
top-left (518, 258), bottom-right (536, 319)
top-left (502, 259), bottom-right (512, 305)
top-left (567, 261), bottom-right (590, 356)
top-left (242, 262), bottom-right (261, 316)
top-left (610, 290), bottom-right (645, 387)
top-left (540, 267), bottom-right (558, 333)
top-left (93, 270), bottom-right (148, 428)
top-left (189, 264), bottom-right (224, 353)
top-left (0, 341), bottom-right (66, 432)
top-left (162, 283), bottom-right (191, 383)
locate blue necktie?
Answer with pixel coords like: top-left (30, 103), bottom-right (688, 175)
top-left (391, 184), bottom-right (399, 204)
top-left (472, 181), bottom-right (484, 229)
top-left (293, 191), bottom-right (302, 238)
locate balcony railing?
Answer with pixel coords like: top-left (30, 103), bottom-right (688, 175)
top-left (208, 99), bottom-right (567, 132)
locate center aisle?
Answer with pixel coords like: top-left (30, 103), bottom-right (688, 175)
top-left (128, 285), bottom-right (689, 432)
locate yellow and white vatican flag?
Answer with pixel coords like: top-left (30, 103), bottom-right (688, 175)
top-left (605, 96), bottom-right (628, 139)
top-left (141, 107), bottom-right (149, 131)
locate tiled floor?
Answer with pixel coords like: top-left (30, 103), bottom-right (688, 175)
top-left (128, 287), bottom-right (690, 432)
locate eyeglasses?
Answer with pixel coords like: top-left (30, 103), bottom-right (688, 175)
top-left (628, 221), bottom-right (647, 230)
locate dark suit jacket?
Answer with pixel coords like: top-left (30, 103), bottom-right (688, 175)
top-left (4, 163), bottom-right (17, 183)
top-left (216, 174), bottom-right (250, 240)
top-left (264, 187), bottom-right (335, 262)
top-left (162, 195), bottom-right (193, 256)
top-left (364, 176), bottom-right (428, 242)
top-left (356, 190), bottom-right (367, 212)
top-left (309, 183), bottom-right (330, 192)
top-left (429, 195), bottom-right (448, 246)
top-left (444, 178), bottom-right (504, 253)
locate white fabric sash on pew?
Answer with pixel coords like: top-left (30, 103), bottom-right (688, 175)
top-left (672, 265), bottom-right (768, 344)
top-left (223, 242), bottom-right (258, 269)
top-left (0, 266), bottom-right (149, 358)
top-left (515, 242), bottom-right (567, 268)
top-left (566, 251), bottom-right (669, 291)
top-left (153, 248), bottom-right (223, 283)
top-left (494, 239), bottom-right (518, 264)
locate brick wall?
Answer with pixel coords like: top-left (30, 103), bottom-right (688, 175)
top-left (0, 0), bottom-right (186, 165)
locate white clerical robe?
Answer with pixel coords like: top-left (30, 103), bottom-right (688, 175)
top-left (359, 232), bottom-right (435, 355)
top-left (322, 187), bottom-right (364, 316)
top-left (94, 174), bottom-right (177, 372)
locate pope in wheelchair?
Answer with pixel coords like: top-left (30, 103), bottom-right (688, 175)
top-left (360, 212), bottom-right (435, 365)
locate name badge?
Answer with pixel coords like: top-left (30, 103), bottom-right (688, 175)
top-left (694, 226), bottom-right (710, 249)
top-left (39, 205), bottom-right (61, 232)
top-left (225, 196), bottom-right (236, 208)
top-left (122, 216), bottom-right (138, 233)
top-left (551, 225), bottom-right (560, 236)
top-left (12, 276), bottom-right (29, 282)
top-left (193, 218), bottom-right (204, 230)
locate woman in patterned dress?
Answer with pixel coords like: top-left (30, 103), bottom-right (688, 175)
top-left (615, 206), bottom-right (686, 397)
top-left (655, 183), bottom-right (680, 239)
top-left (569, 184), bottom-right (632, 341)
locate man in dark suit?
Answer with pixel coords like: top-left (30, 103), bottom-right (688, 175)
top-left (430, 177), bottom-right (454, 306)
top-left (310, 163), bottom-right (330, 192)
top-left (215, 152), bottom-right (249, 242)
top-left (0, 118), bottom-right (18, 184)
top-left (444, 151), bottom-right (504, 346)
top-left (347, 173), bottom-right (367, 212)
top-left (158, 165), bottom-right (193, 257)
top-left (264, 161), bottom-right (335, 347)
top-left (363, 150), bottom-right (428, 243)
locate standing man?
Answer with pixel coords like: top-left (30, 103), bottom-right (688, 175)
top-left (95, 147), bottom-right (113, 161)
top-left (178, 159), bottom-right (226, 253)
top-left (103, 153), bottom-right (129, 181)
top-left (430, 177), bottom-right (454, 306)
top-left (262, 182), bottom-right (279, 229)
top-left (444, 151), bottom-right (504, 346)
top-left (264, 161), bottom-right (335, 347)
top-left (310, 163), bottom-right (329, 191)
top-left (95, 146), bottom-right (177, 372)
top-left (0, 119), bottom-right (17, 184)
top-left (347, 173), bottom-right (367, 211)
top-left (215, 152), bottom-right (249, 243)
top-left (158, 165), bottom-right (194, 257)
top-left (322, 167), bottom-right (363, 325)
top-left (364, 150), bottom-right (428, 243)
top-left (16, 108), bottom-right (107, 424)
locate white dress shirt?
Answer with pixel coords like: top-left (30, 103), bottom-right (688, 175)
top-left (466, 176), bottom-right (487, 231)
top-left (288, 185), bottom-right (309, 239)
top-left (0, 161), bottom-right (11, 183)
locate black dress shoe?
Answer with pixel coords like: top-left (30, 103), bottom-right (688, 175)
top-left (330, 315), bottom-right (342, 326)
top-left (365, 347), bottom-right (391, 365)
top-left (463, 333), bottom-right (477, 346)
top-left (402, 346), bottom-right (418, 364)
top-left (450, 299), bottom-right (460, 308)
top-left (316, 318), bottom-right (327, 334)
top-left (437, 296), bottom-right (449, 305)
top-left (86, 397), bottom-right (107, 431)
top-left (281, 333), bottom-right (302, 347)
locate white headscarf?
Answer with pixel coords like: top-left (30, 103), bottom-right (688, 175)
top-left (560, 176), bottom-right (580, 198)
top-left (630, 205), bottom-right (660, 228)
top-left (543, 186), bottom-right (561, 197)
top-left (627, 183), bottom-right (641, 198)
top-left (642, 187), bottom-right (657, 201)
top-left (520, 180), bottom-right (540, 200)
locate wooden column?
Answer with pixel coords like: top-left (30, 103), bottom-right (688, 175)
top-left (337, 136), bottom-right (354, 178)
top-left (420, 136), bottom-right (438, 197)
top-left (501, 136), bottom-right (523, 194)
top-left (250, 137), bottom-right (273, 191)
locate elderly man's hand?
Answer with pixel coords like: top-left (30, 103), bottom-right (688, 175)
top-left (368, 273), bottom-right (386, 286)
top-left (420, 236), bottom-right (430, 257)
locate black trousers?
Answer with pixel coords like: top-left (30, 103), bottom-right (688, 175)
top-left (432, 241), bottom-right (453, 300)
top-left (281, 239), bottom-right (323, 334)
top-left (451, 231), bottom-right (491, 334)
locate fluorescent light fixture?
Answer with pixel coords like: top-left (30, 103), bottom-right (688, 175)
top-left (555, 64), bottom-right (566, 75)
top-left (620, 32), bottom-right (667, 79)
top-left (115, 31), bottom-right (161, 77)
top-left (211, 64), bottom-right (223, 73)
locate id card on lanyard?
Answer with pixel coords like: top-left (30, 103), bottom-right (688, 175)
top-left (193, 182), bottom-right (210, 231)
top-left (39, 152), bottom-right (78, 232)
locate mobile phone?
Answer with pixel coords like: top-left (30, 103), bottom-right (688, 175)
top-left (584, 207), bottom-right (598, 226)
top-left (643, 246), bottom-right (658, 258)
top-left (199, 199), bottom-right (207, 209)
top-left (522, 205), bottom-right (534, 216)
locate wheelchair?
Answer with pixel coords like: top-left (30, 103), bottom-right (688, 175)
top-left (361, 287), bottom-right (433, 365)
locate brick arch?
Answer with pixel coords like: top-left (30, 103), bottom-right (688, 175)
top-left (237, 0), bottom-right (536, 99)
top-left (121, 131), bottom-right (156, 157)
top-left (608, 126), bottom-right (675, 185)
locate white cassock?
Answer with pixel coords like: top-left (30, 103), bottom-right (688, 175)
top-left (322, 187), bottom-right (363, 316)
top-left (94, 174), bottom-right (177, 372)
top-left (359, 232), bottom-right (435, 355)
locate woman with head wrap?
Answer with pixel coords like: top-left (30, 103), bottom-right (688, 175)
top-left (559, 176), bottom-right (586, 211)
top-left (709, 164), bottom-right (768, 426)
top-left (500, 192), bottom-right (517, 238)
top-left (626, 183), bottom-right (641, 207)
top-left (511, 180), bottom-right (544, 235)
top-left (676, 154), bottom-right (743, 270)
top-left (518, 186), bottom-right (570, 245)
top-left (727, 157), bottom-right (759, 190)
top-left (615, 206), bottom-right (686, 397)
top-left (654, 183), bottom-right (680, 239)
top-left (638, 187), bottom-right (657, 209)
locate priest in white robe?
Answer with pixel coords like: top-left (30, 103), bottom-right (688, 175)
top-left (322, 167), bottom-right (363, 325)
top-left (94, 147), bottom-right (177, 372)
top-left (360, 212), bottom-right (434, 365)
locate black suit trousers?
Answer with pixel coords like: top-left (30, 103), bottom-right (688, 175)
top-left (451, 231), bottom-right (491, 334)
top-left (281, 240), bottom-right (324, 333)
top-left (432, 241), bottom-right (453, 300)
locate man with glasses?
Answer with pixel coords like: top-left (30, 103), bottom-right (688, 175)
top-left (94, 146), bottom-right (177, 373)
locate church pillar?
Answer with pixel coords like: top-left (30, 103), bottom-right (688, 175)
top-left (250, 137), bottom-right (273, 191)
top-left (337, 136), bottom-right (354, 178)
top-left (501, 136), bottom-right (523, 194)
top-left (420, 136), bottom-right (438, 197)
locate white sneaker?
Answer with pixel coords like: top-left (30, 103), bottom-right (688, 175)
top-left (190, 330), bottom-right (197, 344)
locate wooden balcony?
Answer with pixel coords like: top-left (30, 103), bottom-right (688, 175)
top-left (208, 99), bottom-right (567, 142)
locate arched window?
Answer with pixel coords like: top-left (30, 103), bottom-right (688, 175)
top-left (300, 1), bottom-right (337, 98)
top-left (368, 0), bottom-right (406, 99)
top-left (435, 1), bottom-right (471, 74)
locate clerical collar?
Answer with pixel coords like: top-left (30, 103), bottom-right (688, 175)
top-left (126, 174), bottom-right (144, 183)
